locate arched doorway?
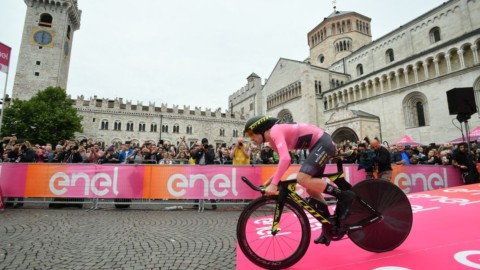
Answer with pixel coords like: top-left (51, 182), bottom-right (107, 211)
top-left (331, 127), bottom-right (359, 144)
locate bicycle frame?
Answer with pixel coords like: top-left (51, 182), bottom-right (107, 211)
top-left (241, 176), bottom-right (384, 238)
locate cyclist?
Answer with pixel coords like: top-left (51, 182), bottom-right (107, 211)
top-left (244, 116), bottom-right (356, 244)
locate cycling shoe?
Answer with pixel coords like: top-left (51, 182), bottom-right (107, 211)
top-left (335, 190), bottom-right (356, 220)
top-left (314, 231), bottom-right (331, 246)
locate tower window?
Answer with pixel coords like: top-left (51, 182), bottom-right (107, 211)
top-left (318, 54), bottom-right (325, 63)
top-left (34, 72), bottom-right (39, 76)
top-left (36, 61), bottom-right (41, 65)
top-left (39, 13), bottom-right (53, 27)
top-left (356, 64), bottom-right (364, 76)
top-left (386, 49), bottom-right (395, 63)
top-left (67, 25), bottom-right (71, 39)
top-left (429, 27), bottom-right (441, 43)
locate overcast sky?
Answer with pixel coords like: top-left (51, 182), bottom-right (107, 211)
top-left (1, 0), bottom-right (443, 110)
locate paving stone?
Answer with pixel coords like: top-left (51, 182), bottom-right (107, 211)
top-left (0, 205), bottom-right (240, 269)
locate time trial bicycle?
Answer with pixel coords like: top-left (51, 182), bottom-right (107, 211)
top-left (237, 161), bottom-right (413, 269)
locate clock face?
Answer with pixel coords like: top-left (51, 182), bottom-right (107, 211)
top-left (34, 30), bottom-right (52, 45)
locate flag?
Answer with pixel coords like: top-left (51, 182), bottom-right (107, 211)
top-left (0, 42), bottom-right (11, 74)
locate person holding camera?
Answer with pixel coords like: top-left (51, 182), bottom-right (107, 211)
top-left (230, 137), bottom-right (251, 165)
top-left (86, 144), bottom-right (104, 163)
top-left (99, 146), bottom-right (121, 164)
top-left (190, 138), bottom-right (217, 209)
top-left (191, 138), bottom-right (215, 165)
top-left (356, 143), bottom-right (375, 179)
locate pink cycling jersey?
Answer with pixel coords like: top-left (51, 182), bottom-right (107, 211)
top-left (267, 123), bottom-right (324, 185)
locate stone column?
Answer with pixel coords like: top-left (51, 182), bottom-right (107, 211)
top-left (395, 72), bottom-right (401, 89)
top-left (413, 66), bottom-right (419, 83)
top-left (458, 49), bottom-right (465, 69)
top-left (379, 78), bottom-right (384, 93)
top-left (404, 69), bottom-right (409, 86)
top-left (433, 58), bottom-right (440, 77)
top-left (472, 45), bottom-right (479, 65)
top-left (445, 53), bottom-right (452, 73)
top-left (372, 81), bottom-right (377, 96)
top-left (387, 75), bottom-right (392, 91)
top-left (422, 61), bottom-right (429, 80)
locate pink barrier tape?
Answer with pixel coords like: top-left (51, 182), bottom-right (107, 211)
top-left (0, 163), bottom-right (464, 199)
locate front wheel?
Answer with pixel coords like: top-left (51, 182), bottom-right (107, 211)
top-left (346, 179), bottom-right (413, 252)
top-left (236, 196), bottom-right (311, 270)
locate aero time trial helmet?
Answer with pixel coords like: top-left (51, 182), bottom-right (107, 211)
top-left (244, 116), bottom-right (279, 137)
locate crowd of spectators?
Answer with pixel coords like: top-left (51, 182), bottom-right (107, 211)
top-left (2, 135), bottom-right (480, 171)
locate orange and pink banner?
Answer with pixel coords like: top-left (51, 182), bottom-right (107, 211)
top-left (0, 164), bottom-right (464, 199)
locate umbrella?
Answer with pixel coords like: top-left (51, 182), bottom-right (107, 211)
top-left (449, 126), bottom-right (480, 144)
top-left (392, 135), bottom-right (423, 146)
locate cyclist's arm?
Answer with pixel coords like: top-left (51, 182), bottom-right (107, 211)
top-left (270, 136), bottom-right (291, 185)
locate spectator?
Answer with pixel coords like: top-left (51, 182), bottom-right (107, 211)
top-left (118, 142), bottom-right (133, 164)
top-left (230, 137), bottom-right (251, 165)
top-left (452, 142), bottom-right (479, 184)
top-left (6, 143), bottom-right (20, 162)
top-left (126, 147), bottom-right (143, 164)
top-left (63, 144), bottom-right (83, 163)
top-left (391, 144), bottom-right (410, 165)
top-left (99, 146), bottom-right (121, 164)
top-left (175, 151), bottom-right (189, 164)
top-left (190, 138), bottom-right (215, 165)
top-left (190, 138), bottom-right (216, 210)
top-left (51, 145), bottom-right (66, 163)
top-left (261, 143), bottom-right (275, 164)
top-left (159, 152), bottom-right (173, 164)
top-left (425, 149), bottom-right (441, 165)
top-left (86, 144), bottom-right (104, 163)
top-left (217, 147), bottom-right (233, 164)
top-left (370, 139), bottom-right (393, 181)
top-left (440, 150), bottom-right (452, 166)
top-left (356, 143), bottom-right (375, 179)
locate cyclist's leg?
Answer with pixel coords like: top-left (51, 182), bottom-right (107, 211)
top-left (297, 133), bottom-right (355, 221)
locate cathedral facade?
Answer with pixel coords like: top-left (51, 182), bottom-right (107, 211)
top-left (229, 0), bottom-right (480, 145)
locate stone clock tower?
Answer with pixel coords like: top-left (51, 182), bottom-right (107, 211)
top-left (12, 0), bottom-right (81, 101)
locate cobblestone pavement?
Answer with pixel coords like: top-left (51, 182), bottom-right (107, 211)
top-left (0, 203), bottom-right (242, 270)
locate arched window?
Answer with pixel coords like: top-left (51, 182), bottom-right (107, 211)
top-left (39, 13), bottom-right (53, 27)
top-left (114, 120), bottom-right (122, 131)
top-left (318, 54), bottom-right (325, 64)
top-left (220, 128), bottom-right (225, 137)
top-left (186, 125), bottom-right (193, 134)
top-left (150, 123), bottom-right (157, 132)
top-left (429, 27), bottom-right (441, 43)
top-left (277, 109), bottom-right (294, 123)
top-left (138, 122), bottom-right (146, 132)
top-left (162, 124), bottom-right (168, 133)
top-left (173, 124), bottom-right (180, 133)
top-left (101, 120), bottom-right (109, 130)
top-left (233, 129), bottom-right (239, 138)
top-left (403, 92), bottom-right (429, 128)
top-left (386, 49), bottom-right (395, 63)
top-left (416, 102), bottom-right (426, 127)
top-left (356, 64), bottom-right (364, 76)
top-left (126, 122), bottom-right (134, 131)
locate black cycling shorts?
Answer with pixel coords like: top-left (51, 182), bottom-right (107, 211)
top-left (299, 132), bottom-right (335, 178)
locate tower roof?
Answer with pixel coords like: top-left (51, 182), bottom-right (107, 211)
top-left (327, 10), bottom-right (354, 19)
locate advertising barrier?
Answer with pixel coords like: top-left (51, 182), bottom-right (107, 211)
top-left (0, 163), bottom-right (465, 200)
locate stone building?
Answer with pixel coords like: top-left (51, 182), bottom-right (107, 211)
top-left (229, 0), bottom-right (480, 145)
top-left (11, 0), bottom-right (246, 148)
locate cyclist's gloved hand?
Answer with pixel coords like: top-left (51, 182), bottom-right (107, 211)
top-left (265, 183), bottom-right (278, 196)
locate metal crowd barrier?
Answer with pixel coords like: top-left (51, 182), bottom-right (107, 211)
top-left (2, 197), bottom-right (250, 212)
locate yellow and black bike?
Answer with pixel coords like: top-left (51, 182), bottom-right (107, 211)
top-left (237, 161), bottom-right (413, 269)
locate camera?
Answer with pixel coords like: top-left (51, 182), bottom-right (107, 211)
top-left (238, 142), bottom-right (243, 147)
top-left (203, 143), bottom-right (209, 148)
